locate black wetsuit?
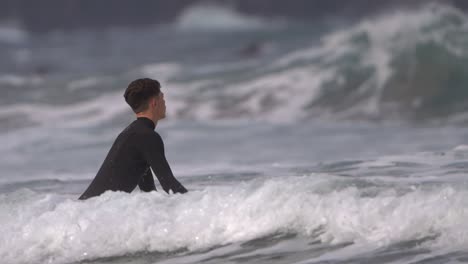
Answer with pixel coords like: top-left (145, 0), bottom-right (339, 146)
top-left (79, 117), bottom-right (187, 200)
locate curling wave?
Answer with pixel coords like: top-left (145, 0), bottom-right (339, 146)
top-left (167, 3), bottom-right (468, 123)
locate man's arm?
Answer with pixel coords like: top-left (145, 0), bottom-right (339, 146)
top-left (138, 167), bottom-right (157, 192)
top-left (140, 133), bottom-right (188, 194)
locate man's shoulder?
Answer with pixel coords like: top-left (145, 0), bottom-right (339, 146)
top-left (128, 128), bottom-right (162, 141)
top-left (118, 120), bottom-right (163, 142)
top-left (120, 121), bottom-right (155, 134)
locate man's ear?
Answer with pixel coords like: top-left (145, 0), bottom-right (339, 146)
top-left (150, 97), bottom-right (157, 107)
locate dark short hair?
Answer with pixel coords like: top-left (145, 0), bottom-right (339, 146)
top-left (124, 78), bottom-right (161, 113)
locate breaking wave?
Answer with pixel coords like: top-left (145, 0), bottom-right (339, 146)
top-left (169, 3), bottom-right (468, 123)
top-left (2, 4), bottom-right (468, 125)
top-left (2, 174), bottom-right (468, 264)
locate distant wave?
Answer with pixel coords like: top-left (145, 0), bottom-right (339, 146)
top-left (0, 74), bottom-right (42, 87)
top-left (0, 63), bottom-right (181, 130)
top-left (175, 3), bottom-right (283, 32)
top-left (0, 91), bottom-right (128, 129)
top-left (0, 21), bottom-right (27, 43)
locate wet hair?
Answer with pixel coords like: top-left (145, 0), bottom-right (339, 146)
top-left (124, 78), bottom-right (161, 113)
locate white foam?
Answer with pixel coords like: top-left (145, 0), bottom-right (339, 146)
top-left (162, 66), bottom-right (331, 122)
top-left (453, 145), bottom-right (468, 151)
top-left (0, 74), bottom-right (43, 86)
top-left (2, 176), bottom-right (468, 264)
top-left (360, 150), bottom-right (464, 167)
top-left (0, 62), bottom-right (184, 129)
top-left (136, 63), bottom-right (182, 79)
top-left (0, 21), bottom-right (28, 44)
top-left (175, 3), bottom-right (281, 32)
top-left (66, 77), bottom-right (109, 91)
top-left (0, 91), bottom-right (129, 128)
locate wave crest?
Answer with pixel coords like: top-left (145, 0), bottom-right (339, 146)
top-left (175, 3), bottom-right (282, 32)
top-left (168, 3), bottom-right (468, 122)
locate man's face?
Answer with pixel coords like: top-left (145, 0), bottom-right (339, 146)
top-left (153, 91), bottom-right (166, 120)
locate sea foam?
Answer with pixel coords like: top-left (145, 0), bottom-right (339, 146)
top-left (1, 175), bottom-right (468, 264)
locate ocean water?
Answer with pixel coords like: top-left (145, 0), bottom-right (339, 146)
top-left (2, 3), bottom-right (468, 264)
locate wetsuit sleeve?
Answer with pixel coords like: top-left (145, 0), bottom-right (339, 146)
top-left (140, 133), bottom-right (188, 194)
top-left (138, 167), bottom-right (157, 192)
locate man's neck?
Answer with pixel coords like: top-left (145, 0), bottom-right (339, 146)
top-left (136, 113), bottom-right (158, 128)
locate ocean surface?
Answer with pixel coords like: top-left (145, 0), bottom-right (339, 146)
top-left (2, 3), bottom-right (468, 264)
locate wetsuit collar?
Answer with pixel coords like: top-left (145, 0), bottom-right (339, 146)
top-left (137, 117), bottom-right (156, 130)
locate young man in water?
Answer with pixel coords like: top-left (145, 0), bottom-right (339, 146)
top-left (79, 78), bottom-right (188, 200)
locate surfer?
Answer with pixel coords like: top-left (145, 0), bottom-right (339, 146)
top-left (79, 78), bottom-right (188, 200)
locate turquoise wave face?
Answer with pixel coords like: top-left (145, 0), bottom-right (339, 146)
top-left (301, 4), bottom-right (468, 122)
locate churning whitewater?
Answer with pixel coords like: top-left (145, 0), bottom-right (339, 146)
top-left (3, 163), bottom-right (468, 264)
